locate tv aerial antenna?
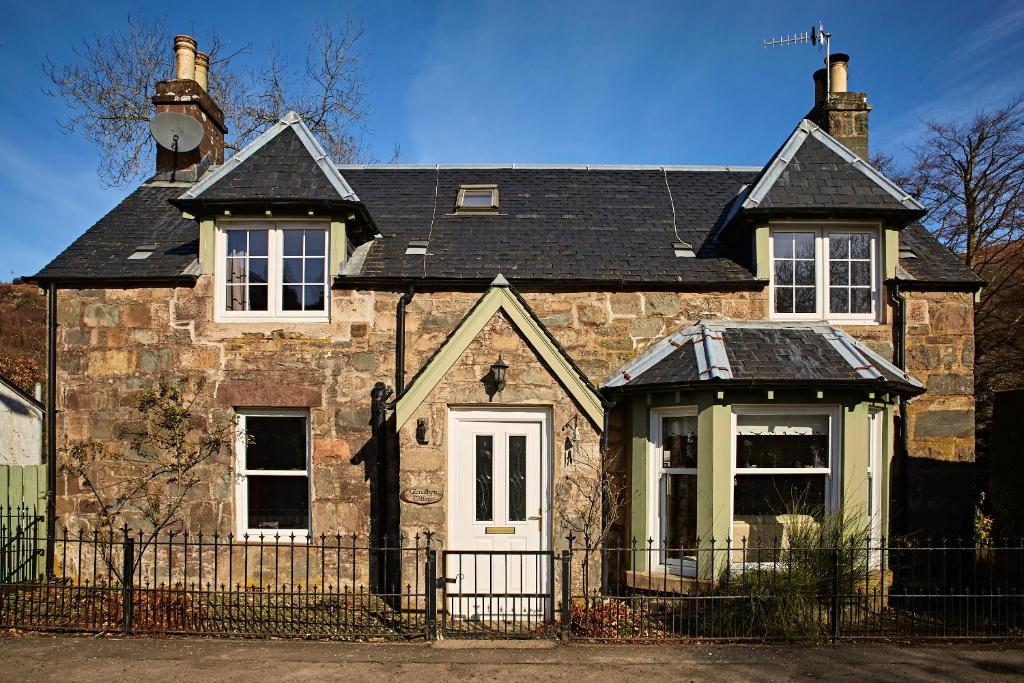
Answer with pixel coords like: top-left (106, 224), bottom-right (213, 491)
top-left (150, 111), bottom-right (204, 181)
top-left (763, 22), bottom-right (833, 101)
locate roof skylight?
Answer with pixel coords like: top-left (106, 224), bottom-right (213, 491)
top-left (456, 184), bottom-right (499, 213)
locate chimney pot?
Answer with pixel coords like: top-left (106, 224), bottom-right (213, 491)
top-left (194, 51), bottom-right (210, 91)
top-left (813, 68), bottom-right (827, 106)
top-left (828, 53), bottom-right (849, 94)
top-left (173, 34), bottom-right (197, 81)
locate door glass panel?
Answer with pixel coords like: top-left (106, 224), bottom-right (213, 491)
top-left (508, 435), bottom-right (527, 521)
top-left (475, 435), bottom-right (493, 521)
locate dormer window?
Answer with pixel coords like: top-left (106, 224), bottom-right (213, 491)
top-left (456, 184), bottom-right (499, 213)
top-left (769, 224), bottom-right (881, 323)
top-left (215, 222), bottom-right (329, 322)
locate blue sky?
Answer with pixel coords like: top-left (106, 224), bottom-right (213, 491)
top-left (1, 0), bottom-right (1023, 279)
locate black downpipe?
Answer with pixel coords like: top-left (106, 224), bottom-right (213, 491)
top-left (394, 286), bottom-right (415, 397)
top-left (888, 281), bottom-right (911, 538)
top-left (369, 381), bottom-right (392, 592)
top-left (45, 283), bottom-right (57, 577)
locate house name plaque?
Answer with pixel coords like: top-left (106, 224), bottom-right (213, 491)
top-left (400, 487), bottom-right (443, 505)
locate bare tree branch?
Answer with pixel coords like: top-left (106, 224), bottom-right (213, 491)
top-left (45, 16), bottom-right (375, 185)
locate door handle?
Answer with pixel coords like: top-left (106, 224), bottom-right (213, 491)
top-left (528, 509), bottom-right (542, 532)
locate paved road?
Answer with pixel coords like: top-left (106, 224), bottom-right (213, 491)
top-left (2, 635), bottom-right (1023, 681)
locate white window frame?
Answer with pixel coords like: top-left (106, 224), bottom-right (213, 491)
top-left (647, 406), bottom-right (699, 576)
top-left (768, 223), bottom-right (882, 324)
top-left (215, 220), bottom-right (330, 323)
top-left (455, 184), bottom-right (500, 213)
top-left (729, 405), bottom-right (843, 539)
top-left (234, 409), bottom-right (312, 540)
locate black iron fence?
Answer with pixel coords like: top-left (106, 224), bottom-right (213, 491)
top-left (1, 512), bottom-right (1022, 642)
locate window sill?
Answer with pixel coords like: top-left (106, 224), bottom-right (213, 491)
top-left (769, 315), bottom-right (882, 326)
top-left (624, 568), bottom-right (707, 595)
top-left (215, 315), bottom-right (331, 324)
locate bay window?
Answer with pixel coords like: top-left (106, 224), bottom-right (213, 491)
top-left (650, 409), bottom-right (699, 573)
top-left (770, 226), bottom-right (879, 322)
top-left (236, 410), bottom-right (311, 537)
top-left (732, 408), bottom-right (841, 543)
top-left (217, 223), bottom-right (329, 321)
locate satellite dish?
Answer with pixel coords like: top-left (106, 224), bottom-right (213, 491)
top-left (150, 112), bottom-right (204, 152)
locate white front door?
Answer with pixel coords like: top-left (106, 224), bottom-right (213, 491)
top-left (447, 408), bottom-right (551, 621)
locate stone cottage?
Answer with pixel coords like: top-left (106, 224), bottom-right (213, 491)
top-left (32, 36), bottom-right (980, 595)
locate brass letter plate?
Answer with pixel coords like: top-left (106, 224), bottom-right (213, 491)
top-left (484, 526), bottom-right (515, 534)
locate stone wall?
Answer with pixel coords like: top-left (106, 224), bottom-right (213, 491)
top-left (52, 276), bottom-right (974, 540)
top-left (902, 290), bottom-right (976, 536)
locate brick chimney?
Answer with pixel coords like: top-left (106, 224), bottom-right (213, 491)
top-left (152, 34), bottom-right (227, 179)
top-left (808, 53), bottom-right (871, 159)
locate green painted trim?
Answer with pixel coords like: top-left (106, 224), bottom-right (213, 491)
top-left (199, 219), bottom-right (216, 276)
top-left (754, 225), bottom-right (770, 279)
top-left (883, 227), bottom-right (899, 279)
top-left (330, 221), bottom-right (347, 278)
top-left (696, 399), bottom-right (732, 580)
top-left (842, 402), bottom-right (871, 519)
top-left (629, 399), bottom-right (649, 570)
top-left (394, 285), bottom-right (605, 429)
top-left (881, 405), bottom-right (893, 541)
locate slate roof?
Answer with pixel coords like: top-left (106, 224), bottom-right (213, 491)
top-left (336, 166), bottom-right (762, 285)
top-left (898, 222), bottom-right (983, 286)
top-left (741, 119), bottom-right (923, 215)
top-left (604, 321), bottom-right (923, 394)
top-left (188, 127), bottom-right (341, 202)
top-left (31, 111), bottom-right (979, 290)
top-left (34, 184), bottom-right (198, 282)
top-left (177, 111), bottom-right (359, 205)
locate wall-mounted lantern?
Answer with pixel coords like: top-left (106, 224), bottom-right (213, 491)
top-left (490, 356), bottom-right (508, 393)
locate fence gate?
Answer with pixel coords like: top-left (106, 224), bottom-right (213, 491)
top-left (440, 549), bottom-right (556, 638)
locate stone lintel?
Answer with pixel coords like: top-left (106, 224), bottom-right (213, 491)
top-left (216, 382), bottom-right (322, 408)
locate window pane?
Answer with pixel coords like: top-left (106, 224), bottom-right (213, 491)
top-left (774, 260), bottom-right (793, 285)
top-left (225, 285), bottom-right (247, 311)
top-left (794, 287), bottom-right (816, 313)
top-left (226, 258), bottom-right (248, 284)
top-left (283, 230), bottom-right (304, 257)
top-left (736, 414), bottom-right (829, 468)
top-left (734, 474), bottom-right (826, 517)
top-left (245, 416), bottom-right (307, 470)
top-left (281, 284), bottom-right (303, 311)
top-left (829, 234), bottom-right (850, 259)
top-left (851, 288), bottom-right (872, 314)
top-left (793, 233), bottom-right (815, 259)
top-left (461, 190), bottom-right (494, 208)
top-left (775, 288), bottom-right (793, 314)
top-left (227, 230), bottom-right (248, 256)
top-left (304, 285), bottom-right (325, 311)
top-left (249, 258), bottom-right (268, 284)
top-left (249, 285), bottom-right (268, 311)
top-left (662, 416), bottom-right (697, 469)
top-left (773, 234), bottom-right (793, 259)
top-left (304, 257), bottom-right (325, 283)
top-left (850, 233), bottom-right (872, 258)
top-left (247, 476), bottom-right (309, 531)
top-left (795, 260), bottom-right (815, 286)
top-left (475, 435), bottom-right (493, 521)
top-left (851, 261), bottom-right (870, 286)
top-left (829, 261), bottom-right (849, 286)
top-left (830, 287), bottom-right (849, 314)
top-left (304, 230), bottom-right (326, 256)
top-left (282, 258), bottom-right (303, 283)
top-left (664, 473), bottom-right (697, 560)
top-left (508, 435), bottom-right (526, 522)
top-left (248, 230), bottom-right (269, 257)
